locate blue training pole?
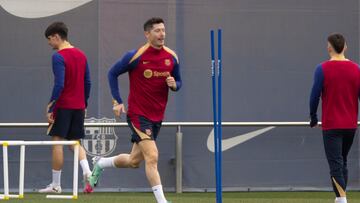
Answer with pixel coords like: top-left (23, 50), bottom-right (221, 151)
top-left (216, 28), bottom-right (223, 203)
top-left (210, 30), bottom-right (220, 203)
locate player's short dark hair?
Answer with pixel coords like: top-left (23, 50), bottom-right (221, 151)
top-left (143, 17), bottom-right (165, 31)
top-left (45, 22), bottom-right (68, 40)
top-left (327, 33), bottom-right (346, 54)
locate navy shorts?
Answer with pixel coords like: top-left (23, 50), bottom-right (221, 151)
top-left (127, 114), bottom-right (162, 143)
top-left (47, 108), bottom-right (85, 140)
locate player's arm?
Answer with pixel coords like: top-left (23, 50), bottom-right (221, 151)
top-left (47, 53), bottom-right (65, 122)
top-left (84, 61), bottom-right (91, 108)
top-left (107, 50), bottom-right (137, 117)
top-left (309, 64), bottom-right (324, 127)
top-left (358, 65), bottom-right (360, 101)
top-left (48, 53), bottom-right (65, 110)
top-left (167, 57), bottom-right (182, 91)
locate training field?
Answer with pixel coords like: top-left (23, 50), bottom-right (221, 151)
top-left (5, 192), bottom-right (360, 203)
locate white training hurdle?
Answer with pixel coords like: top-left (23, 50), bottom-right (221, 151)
top-left (0, 140), bottom-right (79, 200)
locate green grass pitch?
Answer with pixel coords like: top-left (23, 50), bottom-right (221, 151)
top-left (4, 192), bottom-right (360, 203)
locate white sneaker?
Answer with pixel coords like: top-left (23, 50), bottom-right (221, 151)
top-left (335, 197), bottom-right (347, 203)
top-left (39, 184), bottom-right (62, 194)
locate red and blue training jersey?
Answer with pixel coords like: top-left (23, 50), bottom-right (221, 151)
top-left (108, 44), bottom-right (182, 122)
top-left (48, 47), bottom-right (91, 112)
top-left (310, 60), bottom-right (360, 130)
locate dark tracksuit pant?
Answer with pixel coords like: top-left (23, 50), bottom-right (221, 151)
top-left (322, 129), bottom-right (356, 197)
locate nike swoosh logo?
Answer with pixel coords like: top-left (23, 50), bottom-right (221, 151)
top-left (207, 126), bottom-right (275, 152)
top-left (0, 0), bottom-right (94, 18)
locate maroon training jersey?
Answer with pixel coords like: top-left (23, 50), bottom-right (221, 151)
top-left (108, 44), bottom-right (182, 122)
top-left (49, 47), bottom-right (91, 112)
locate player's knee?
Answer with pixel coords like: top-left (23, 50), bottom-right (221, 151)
top-left (128, 156), bottom-right (142, 168)
top-left (129, 160), bottom-right (141, 168)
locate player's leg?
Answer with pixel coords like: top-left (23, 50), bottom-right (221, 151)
top-left (132, 116), bottom-right (169, 203)
top-left (95, 143), bottom-right (144, 169)
top-left (323, 130), bottom-right (347, 203)
top-left (88, 143), bottom-right (144, 187)
top-left (125, 115), bottom-right (162, 185)
top-left (68, 143), bottom-right (93, 192)
top-left (90, 113), bottom-right (148, 180)
top-left (341, 129), bottom-right (356, 188)
top-left (136, 118), bottom-right (162, 186)
top-left (87, 114), bottom-right (148, 187)
top-left (68, 144), bottom-right (91, 174)
top-left (112, 143), bottom-right (144, 168)
top-left (138, 140), bottom-right (160, 185)
top-left (67, 109), bottom-right (93, 193)
top-left (38, 135), bottom-right (64, 193)
top-left (139, 140), bottom-right (169, 203)
top-left (39, 108), bottom-right (71, 193)
top-left (52, 135), bottom-right (64, 186)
